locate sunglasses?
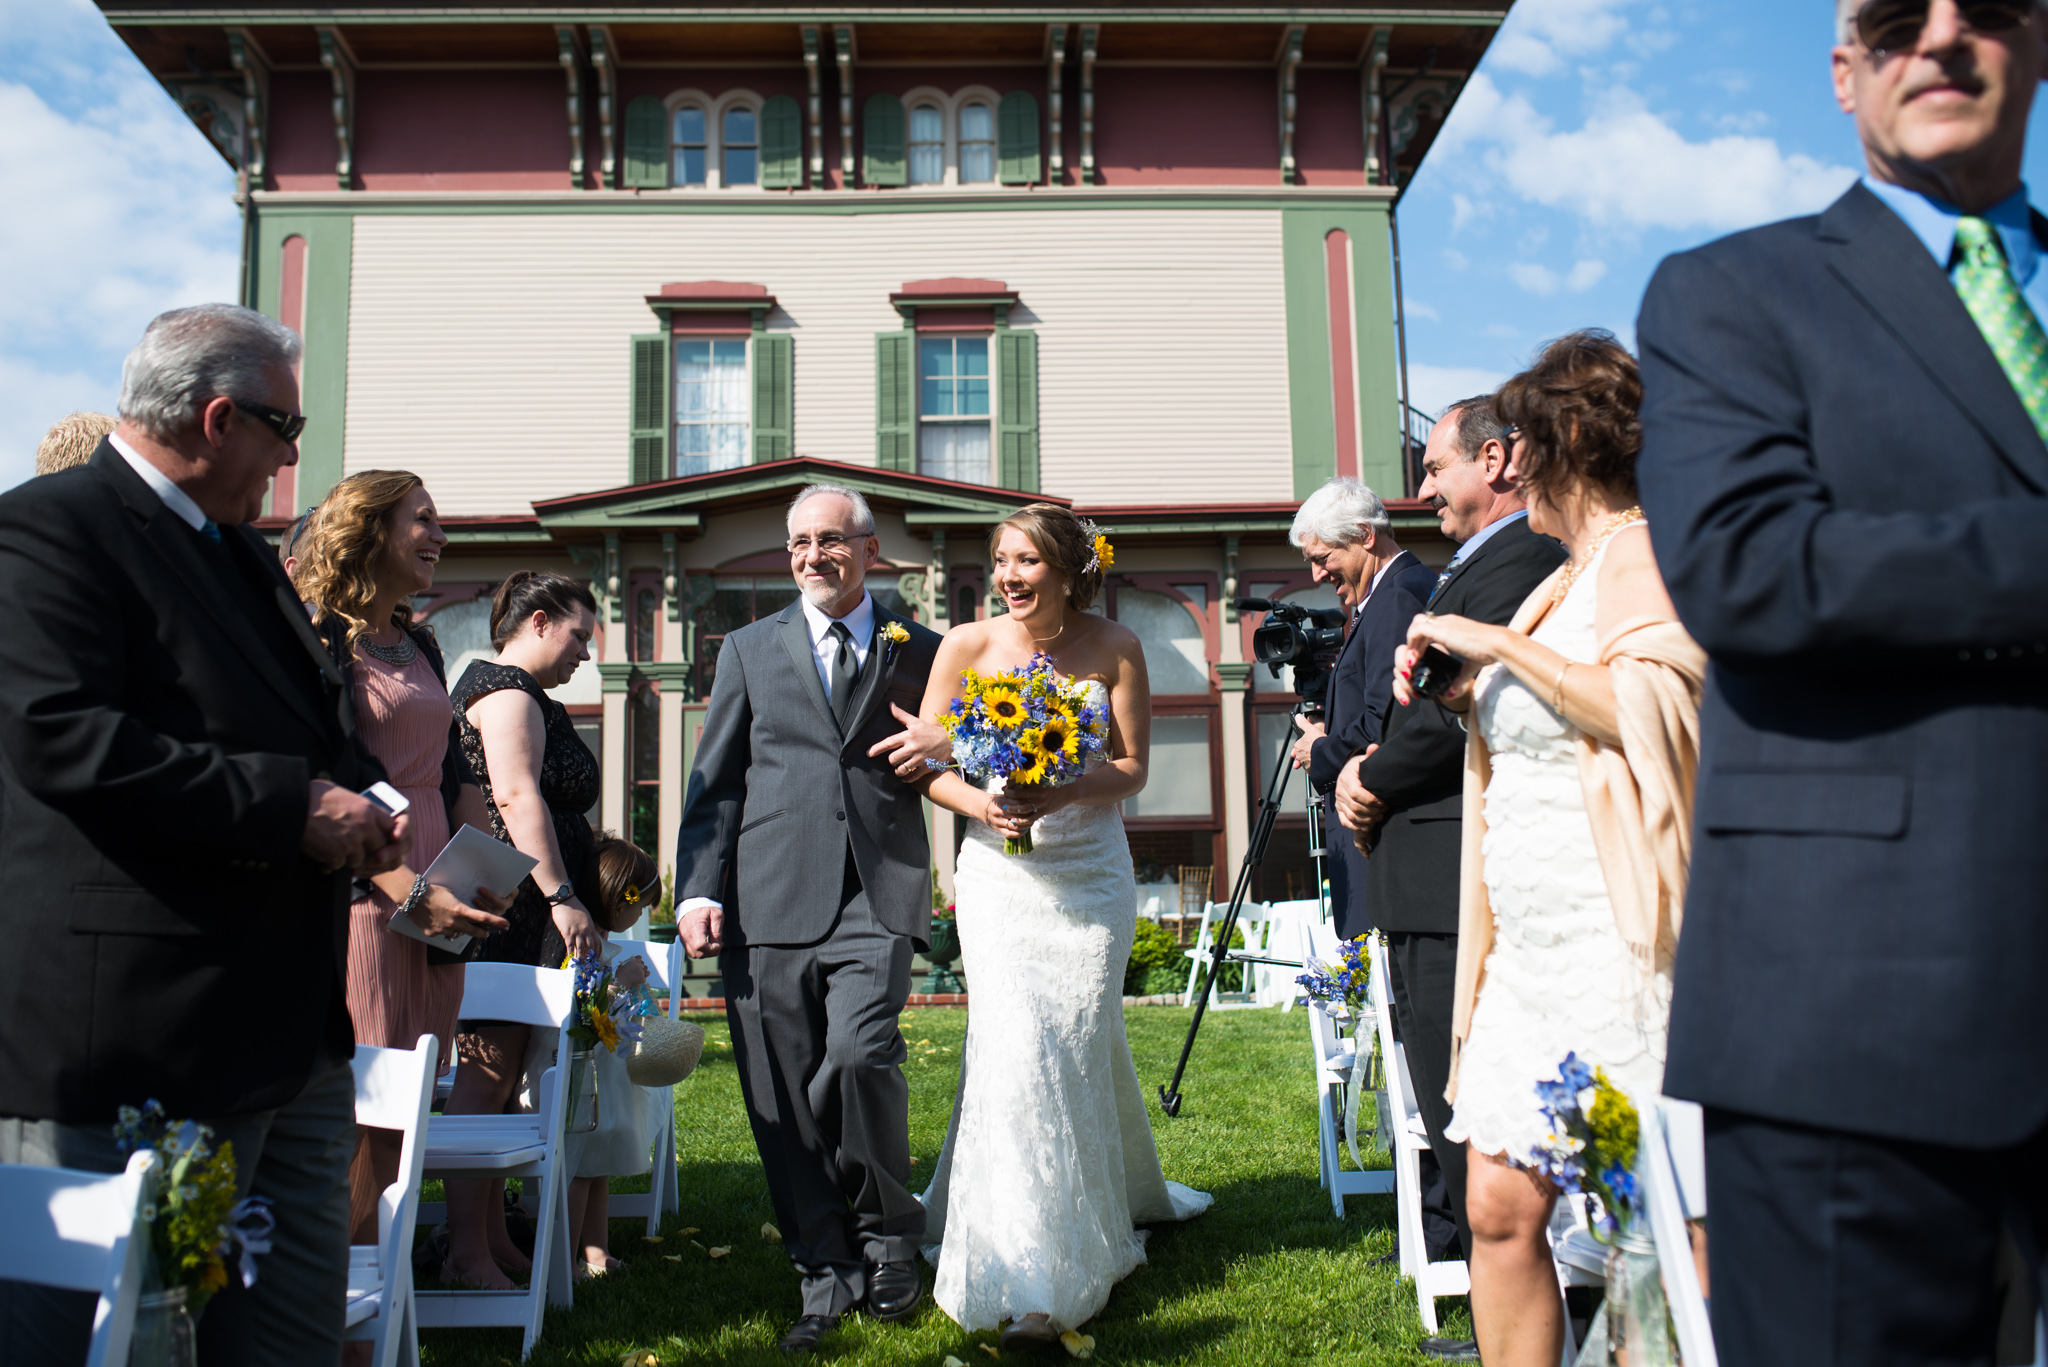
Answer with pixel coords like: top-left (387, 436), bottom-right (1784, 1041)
top-left (1854, 0), bottom-right (2035, 59)
top-left (233, 397), bottom-right (307, 443)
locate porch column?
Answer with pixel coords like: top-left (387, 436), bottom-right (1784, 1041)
top-left (1216, 663), bottom-right (1254, 877)
top-left (598, 663), bottom-right (632, 840)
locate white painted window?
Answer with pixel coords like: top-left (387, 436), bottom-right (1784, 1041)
top-left (674, 338), bottom-right (749, 476)
top-left (672, 106), bottom-right (708, 186)
top-left (959, 102), bottom-right (996, 184)
top-left (723, 106), bottom-right (759, 186)
top-left (909, 104), bottom-right (944, 185)
top-left (918, 335), bottom-right (991, 484)
top-left (1123, 716), bottom-right (1214, 819)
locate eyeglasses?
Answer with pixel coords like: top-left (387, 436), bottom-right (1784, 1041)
top-left (1853, 0), bottom-right (2034, 59)
top-left (786, 532), bottom-right (868, 555)
top-left (1499, 424), bottom-right (1522, 445)
top-left (233, 397), bottom-right (307, 443)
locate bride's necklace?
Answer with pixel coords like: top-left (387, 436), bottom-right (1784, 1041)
top-left (1013, 613), bottom-right (1069, 651)
top-left (1549, 506), bottom-right (1644, 606)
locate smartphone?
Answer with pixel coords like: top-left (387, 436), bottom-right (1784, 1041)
top-left (362, 780), bottom-right (411, 816)
top-left (1408, 646), bottom-right (1468, 701)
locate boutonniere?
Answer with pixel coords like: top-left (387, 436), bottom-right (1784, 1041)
top-left (881, 619), bottom-right (909, 664)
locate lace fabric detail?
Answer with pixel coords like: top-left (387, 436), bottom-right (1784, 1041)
top-left (922, 680), bottom-right (1211, 1332)
top-left (1448, 545), bottom-right (1672, 1162)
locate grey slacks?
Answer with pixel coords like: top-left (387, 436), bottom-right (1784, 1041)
top-left (721, 879), bottom-right (923, 1318)
top-left (1385, 930), bottom-right (1472, 1262)
top-left (0, 1058), bottom-right (356, 1367)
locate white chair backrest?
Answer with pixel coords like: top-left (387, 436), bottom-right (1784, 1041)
top-left (606, 937), bottom-right (682, 1016)
top-left (0, 1148), bottom-right (158, 1367)
top-left (456, 963), bottom-right (575, 1030)
top-left (1643, 1097), bottom-right (1716, 1367)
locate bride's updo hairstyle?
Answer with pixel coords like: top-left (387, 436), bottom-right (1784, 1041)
top-left (992, 503), bottom-right (1103, 612)
top-left (1494, 328), bottom-right (1642, 510)
top-left (489, 569), bottom-right (598, 648)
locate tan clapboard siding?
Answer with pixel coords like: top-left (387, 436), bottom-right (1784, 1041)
top-left (345, 209), bottom-right (1292, 514)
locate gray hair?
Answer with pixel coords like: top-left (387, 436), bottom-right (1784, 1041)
top-left (1441, 393), bottom-right (1507, 462)
top-left (1290, 476), bottom-right (1391, 549)
top-left (118, 303), bottom-right (303, 441)
top-left (1834, 0), bottom-right (2044, 42)
top-left (786, 482), bottom-right (876, 536)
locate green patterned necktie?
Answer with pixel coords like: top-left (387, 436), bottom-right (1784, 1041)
top-left (1950, 215), bottom-right (2048, 445)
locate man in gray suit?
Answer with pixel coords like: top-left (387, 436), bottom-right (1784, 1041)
top-left (675, 482), bottom-right (943, 1354)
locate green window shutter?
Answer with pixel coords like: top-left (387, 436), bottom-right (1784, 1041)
top-left (630, 332), bottom-right (669, 482)
top-left (998, 329), bottom-right (1040, 491)
top-left (875, 332), bottom-right (915, 471)
top-left (752, 332), bottom-right (794, 462)
top-left (863, 93), bottom-right (906, 188)
top-left (997, 91), bottom-right (1041, 186)
top-left (761, 95), bottom-right (803, 189)
top-left (623, 97), bottom-right (669, 188)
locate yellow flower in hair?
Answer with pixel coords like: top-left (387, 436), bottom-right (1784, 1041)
top-left (1093, 534), bottom-right (1114, 570)
top-left (623, 884), bottom-right (642, 905)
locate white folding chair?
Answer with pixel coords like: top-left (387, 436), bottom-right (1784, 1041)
top-left (605, 936), bottom-right (684, 1237)
top-left (1183, 900), bottom-right (1271, 1008)
top-left (346, 1034), bottom-right (440, 1367)
top-left (1301, 920), bottom-right (1394, 1217)
top-left (1367, 933), bottom-right (1471, 1332)
top-left (1258, 899), bottom-right (1318, 1011)
top-left (414, 963), bottom-right (577, 1358)
top-left (1643, 1096), bottom-right (1716, 1367)
top-left (0, 1148), bottom-right (158, 1367)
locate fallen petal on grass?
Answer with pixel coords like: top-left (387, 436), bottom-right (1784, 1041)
top-left (642, 1235), bottom-right (664, 1244)
top-left (978, 1346), bottom-right (1001, 1359)
top-left (944, 1358), bottom-right (966, 1367)
top-left (662, 1255), bottom-right (682, 1263)
top-left (679, 1227), bottom-right (700, 1237)
top-left (761, 1223), bottom-right (782, 1243)
top-left (690, 1241), bottom-right (706, 1251)
top-left (1059, 1331), bottom-right (1095, 1359)
top-left (708, 1246), bottom-right (731, 1259)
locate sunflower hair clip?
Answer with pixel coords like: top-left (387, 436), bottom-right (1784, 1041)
top-left (622, 884), bottom-right (643, 905)
top-left (1079, 520), bottom-right (1114, 577)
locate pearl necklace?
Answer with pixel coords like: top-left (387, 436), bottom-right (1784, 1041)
top-left (1549, 506), bottom-right (1644, 606)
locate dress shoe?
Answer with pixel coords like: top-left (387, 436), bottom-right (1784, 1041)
top-left (1419, 1337), bottom-right (1481, 1362)
top-left (778, 1314), bottom-right (839, 1354)
top-left (864, 1259), bottom-right (924, 1322)
top-left (1001, 1314), bottom-right (1062, 1349)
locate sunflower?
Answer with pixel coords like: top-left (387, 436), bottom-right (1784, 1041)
top-left (587, 1004), bottom-right (622, 1052)
top-left (1036, 709), bottom-right (1082, 764)
top-left (1093, 533), bottom-right (1115, 570)
top-left (982, 687), bottom-right (1029, 729)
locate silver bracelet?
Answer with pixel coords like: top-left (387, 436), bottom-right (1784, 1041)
top-left (399, 874), bottom-right (431, 923)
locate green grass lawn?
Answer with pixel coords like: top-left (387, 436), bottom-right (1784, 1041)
top-left (418, 1005), bottom-right (1469, 1365)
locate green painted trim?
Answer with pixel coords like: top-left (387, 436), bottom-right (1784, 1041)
top-left (1215, 661), bottom-right (1255, 692)
top-left (246, 187), bottom-right (1394, 217)
top-left (1346, 210), bottom-right (1403, 500)
top-left (1281, 209), bottom-right (1334, 502)
top-left (1280, 202), bottom-right (1397, 501)
top-left (249, 207), bottom-right (352, 513)
top-left (541, 467), bottom-right (1033, 526)
top-left (639, 661), bottom-right (694, 686)
top-left (597, 661), bottom-right (639, 693)
top-left (109, 8), bottom-right (1509, 27)
top-left (1090, 516), bottom-right (1292, 534)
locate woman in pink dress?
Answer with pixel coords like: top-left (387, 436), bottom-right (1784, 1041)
top-left (293, 471), bottom-right (510, 1249)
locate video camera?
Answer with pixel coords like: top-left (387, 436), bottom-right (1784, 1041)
top-left (1237, 598), bottom-right (1347, 712)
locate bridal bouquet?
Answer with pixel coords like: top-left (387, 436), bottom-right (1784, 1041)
top-left (942, 652), bottom-right (1110, 854)
top-left (113, 1099), bottom-right (274, 1314)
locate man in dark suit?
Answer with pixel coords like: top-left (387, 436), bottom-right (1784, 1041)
top-left (1637, 4), bottom-right (2048, 1362)
top-left (1286, 476), bottom-right (1437, 941)
top-left (0, 304), bottom-right (405, 1365)
top-left (1331, 398), bottom-right (1565, 1308)
top-left (674, 483), bottom-right (943, 1355)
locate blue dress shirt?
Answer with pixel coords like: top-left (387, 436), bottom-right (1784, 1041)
top-left (1861, 175), bottom-right (2048, 327)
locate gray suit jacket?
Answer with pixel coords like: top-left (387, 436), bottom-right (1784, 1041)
top-left (675, 597), bottom-right (943, 950)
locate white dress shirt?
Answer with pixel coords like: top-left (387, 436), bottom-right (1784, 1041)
top-left (679, 590), bottom-right (875, 923)
top-left (109, 432), bottom-right (210, 533)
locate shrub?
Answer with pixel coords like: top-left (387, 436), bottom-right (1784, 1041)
top-left (1125, 919), bottom-right (1183, 996)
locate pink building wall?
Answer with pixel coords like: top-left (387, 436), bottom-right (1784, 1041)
top-left (1093, 68), bottom-right (1278, 187)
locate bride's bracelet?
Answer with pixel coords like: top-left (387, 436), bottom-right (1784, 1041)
top-left (1551, 661), bottom-right (1572, 715)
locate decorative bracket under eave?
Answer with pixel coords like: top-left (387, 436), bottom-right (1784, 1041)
top-left (1363, 26), bottom-right (1391, 186)
top-left (1278, 26), bottom-right (1306, 184)
top-left (801, 26), bottom-right (824, 190)
top-left (227, 29), bottom-right (269, 191)
top-left (1046, 25), bottom-right (1067, 186)
top-left (1079, 25), bottom-right (1099, 184)
top-left (834, 26), bottom-right (856, 189)
top-left (1388, 73), bottom-right (1465, 172)
top-left (316, 27), bottom-right (356, 191)
top-left (590, 26), bottom-right (618, 189)
top-left (557, 26), bottom-right (586, 189)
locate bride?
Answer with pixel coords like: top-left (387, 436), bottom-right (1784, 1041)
top-left (913, 503), bottom-right (1211, 1346)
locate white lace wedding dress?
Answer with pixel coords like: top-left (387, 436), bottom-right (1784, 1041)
top-left (921, 680), bottom-right (1211, 1332)
top-left (1445, 543), bottom-right (1672, 1163)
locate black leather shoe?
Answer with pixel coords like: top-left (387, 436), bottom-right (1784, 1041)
top-left (864, 1259), bottom-right (924, 1322)
top-left (1419, 1337), bottom-right (1481, 1362)
top-left (778, 1314), bottom-right (839, 1354)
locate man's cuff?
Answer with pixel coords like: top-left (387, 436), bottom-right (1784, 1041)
top-left (678, 898), bottom-right (722, 918)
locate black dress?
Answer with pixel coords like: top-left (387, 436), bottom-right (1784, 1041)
top-left (452, 660), bottom-right (601, 972)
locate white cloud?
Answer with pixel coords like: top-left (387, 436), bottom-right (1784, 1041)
top-left (1406, 363), bottom-right (1512, 420)
top-left (1487, 0), bottom-right (1640, 76)
top-left (1404, 298), bottom-right (1442, 322)
top-left (1506, 259), bottom-right (1609, 295)
top-left (0, 354), bottom-right (108, 489)
top-left (1439, 74), bottom-right (1858, 233)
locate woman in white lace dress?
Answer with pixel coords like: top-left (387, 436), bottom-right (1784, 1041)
top-left (915, 504), bottom-right (1212, 1348)
top-left (1392, 332), bottom-right (1705, 1367)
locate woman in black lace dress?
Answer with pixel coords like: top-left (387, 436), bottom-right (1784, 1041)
top-left (442, 570), bottom-right (602, 1289)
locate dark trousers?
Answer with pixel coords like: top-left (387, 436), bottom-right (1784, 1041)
top-left (1706, 1107), bottom-right (2048, 1367)
top-left (1385, 930), bottom-right (1471, 1262)
top-left (722, 869), bottom-right (922, 1318)
top-left (0, 1058), bottom-right (356, 1367)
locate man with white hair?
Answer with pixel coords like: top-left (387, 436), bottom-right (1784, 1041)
top-left (0, 304), bottom-right (406, 1364)
top-left (673, 483), bottom-right (944, 1354)
top-left (1638, 1), bottom-right (2048, 1361)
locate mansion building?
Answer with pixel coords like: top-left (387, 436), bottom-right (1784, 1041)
top-left (103, 0), bottom-right (1505, 937)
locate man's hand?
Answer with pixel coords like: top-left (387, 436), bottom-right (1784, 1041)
top-left (301, 779), bottom-right (400, 873)
top-left (1332, 747), bottom-right (1387, 836)
top-left (1290, 719), bottom-right (1327, 770)
top-left (867, 703), bottom-right (952, 781)
top-left (680, 899), bottom-right (726, 959)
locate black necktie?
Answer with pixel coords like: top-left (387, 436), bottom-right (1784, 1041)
top-left (829, 621), bottom-right (859, 728)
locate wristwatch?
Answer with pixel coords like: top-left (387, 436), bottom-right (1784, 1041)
top-left (545, 883), bottom-right (576, 905)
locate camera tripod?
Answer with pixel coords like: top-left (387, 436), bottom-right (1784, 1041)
top-left (1158, 701), bottom-right (1329, 1117)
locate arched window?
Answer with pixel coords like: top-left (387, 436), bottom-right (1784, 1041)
top-left (672, 106), bottom-right (708, 186)
top-left (959, 102), bottom-right (996, 184)
top-left (723, 106), bottom-right (759, 186)
top-left (908, 104), bottom-right (944, 185)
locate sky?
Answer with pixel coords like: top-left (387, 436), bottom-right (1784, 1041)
top-left (5, 0), bottom-right (2048, 489)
